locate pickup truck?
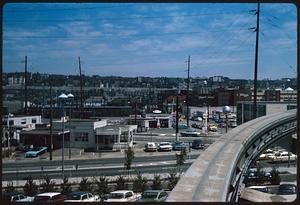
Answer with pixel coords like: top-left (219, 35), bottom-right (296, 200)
top-left (104, 190), bottom-right (141, 202)
top-left (269, 151), bottom-right (296, 162)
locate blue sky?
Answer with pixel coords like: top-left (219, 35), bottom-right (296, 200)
top-left (3, 2), bottom-right (297, 79)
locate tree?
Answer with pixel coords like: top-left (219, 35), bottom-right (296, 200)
top-left (167, 169), bottom-right (180, 190)
top-left (115, 175), bottom-right (127, 190)
top-left (79, 177), bottom-right (92, 192)
top-left (23, 176), bottom-right (38, 196)
top-left (133, 172), bottom-right (148, 193)
top-left (270, 167), bottom-right (281, 185)
top-left (95, 176), bottom-right (110, 201)
top-left (40, 175), bottom-right (56, 192)
top-left (176, 148), bottom-right (187, 167)
top-left (124, 147), bottom-right (135, 171)
top-left (61, 176), bottom-right (72, 195)
top-left (151, 174), bottom-right (162, 190)
top-left (6, 181), bottom-right (15, 193)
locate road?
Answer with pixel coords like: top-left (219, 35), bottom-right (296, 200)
top-left (2, 153), bottom-right (199, 181)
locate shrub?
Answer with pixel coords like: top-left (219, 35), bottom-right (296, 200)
top-left (115, 175), bottom-right (127, 190)
top-left (23, 176), bottom-right (38, 196)
top-left (151, 174), bottom-right (162, 190)
top-left (61, 176), bottom-right (72, 195)
top-left (40, 175), bottom-right (56, 192)
top-left (133, 172), bottom-right (148, 193)
top-left (79, 177), bottom-right (92, 192)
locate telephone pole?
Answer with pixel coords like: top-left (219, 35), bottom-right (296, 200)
top-left (253, 1), bottom-right (260, 120)
top-left (24, 56), bottom-right (28, 115)
top-left (49, 81), bottom-right (53, 161)
top-left (78, 56), bottom-right (83, 118)
top-left (186, 56), bottom-right (191, 127)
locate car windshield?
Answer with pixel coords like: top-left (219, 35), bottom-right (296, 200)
top-left (67, 194), bottom-right (81, 200)
top-left (142, 192), bottom-right (158, 199)
top-left (160, 143), bottom-right (170, 146)
top-left (34, 196), bottom-right (51, 202)
top-left (109, 193), bottom-right (124, 199)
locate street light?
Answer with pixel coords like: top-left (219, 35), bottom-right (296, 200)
top-left (58, 93), bottom-right (68, 180)
top-left (223, 106), bottom-right (231, 133)
top-left (67, 93), bottom-right (74, 159)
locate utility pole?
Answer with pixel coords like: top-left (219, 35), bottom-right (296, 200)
top-left (24, 56), bottom-right (28, 115)
top-left (49, 81), bottom-right (53, 161)
top-left (186, 56), bottom-right (190, 127)
top-left (175, 92), bottom-right (179, 141)
top-left (253, 1), bottom-right (260, 120)
top-left (78, 56), bottom-right (84, 118)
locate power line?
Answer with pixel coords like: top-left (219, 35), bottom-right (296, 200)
top-left (5, 4), bottom-right (137, 12)
top-left (4, 11), bottom-right (250, 23)
top-left (4, 27), bottom-right (249, 40)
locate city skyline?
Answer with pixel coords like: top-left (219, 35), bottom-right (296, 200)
top-left (3, 2), bottom-right (297, 80)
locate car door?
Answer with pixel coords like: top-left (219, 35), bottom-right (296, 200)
top-left (125, 192), bottom-right (133, 201)
top-left (158, 192), bottom-right (168, 201)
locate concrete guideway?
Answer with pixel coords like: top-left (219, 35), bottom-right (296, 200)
top-left (167, 110), bottom-right (297, 202)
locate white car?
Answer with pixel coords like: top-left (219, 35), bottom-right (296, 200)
top-left (269, 151), bottom-right (296, 162)
top-left (104, 190), bottom-right (141, 202)
top-left (3, 192), bottom-right (34, 202)
top-left (144, 142), bottom-right (157, 152)
top-left (33, 192), bottom-right (67, 202)
top-left (157, 142), bottom-right (172, 151)
top-left (64, 191), bottom-right (100, 202)
top-left (258, 149), bottom-right (275, 160)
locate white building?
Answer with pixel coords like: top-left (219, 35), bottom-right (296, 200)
top-left (2, 115), bottom-right (42, 145)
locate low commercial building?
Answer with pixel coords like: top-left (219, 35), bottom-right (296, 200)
top-left (95, 125), bottom-right (137, 150)
top-left (19, 118), bottom-right (137, 151)
top-left (236, 101), bottom-right (297, 125)
top-left (2, 115), bottom-right (42, 146)
top-left (20, 128), bottom-right (69, 149)
top-left (52, 118), bottom-right (107, 149)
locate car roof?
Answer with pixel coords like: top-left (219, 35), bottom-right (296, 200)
top-left (4, 192), bottom-right (22, 197)
top-left (110, 190), bottom-right (132, 194)
top-left (143, 190), bottom-right (165, 193)
top-left (70, 191), bottom-right (90, 195)
top-left (35, 192), bottom-right (61, 197)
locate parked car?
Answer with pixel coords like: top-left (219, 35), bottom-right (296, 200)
top-left (34, 192), bottom-right (67, 202)
top-left (180, 129), bottom-right (201, 137)
top-left (177, 124), bottom-right (189, 129)
top-left (15, 144), bottom-right (33, 152)
top-left (172, 141), bottom-right (186, 151)
top-left (277, 184), bottom-right (296, 195)
top-left (104, 190), bottom-right (141, 202)
top-left (138, 190), bottom-right (168, 202)
top-left (144, 142), bottom-right (157, 152)
top-left (258, 149), bottom-right (275, 160)
top-left (269, 151), bottom-right (296, 162)
top-left (191, 139), bottom-right (205, 149)
top-left (191, 123), bottom-right (203, 129)
top-left (208, 124), bottom-right (218, 132)
top-left (3, 192), bottom-right (34, 202)
top-left (248, 186), bottom-right (271, 193)
top-left (64, 191), bottom-right (100, 202)
top-left (157, 142), bottom-right (172, 152)
top-left (25, 146), bottom-right (48, 158)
